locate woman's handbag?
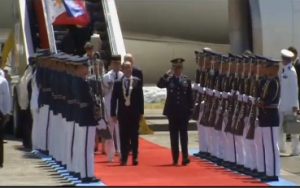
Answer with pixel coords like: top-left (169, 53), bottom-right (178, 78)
top-left (283, 114), bottom-right (300, 134)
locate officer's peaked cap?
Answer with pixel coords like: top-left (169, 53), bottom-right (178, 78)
top-left (73, 56), bottom-right (89, 66)
top-left (170, 58), bottom-right (185, 65)
top-left (264, 58), bottom-right (280, 67)
top-left (254, 55), bottom-right (266, 61)
top-left (111, 54), bottom-right (121, 61)
top-left (281, 49), bottom-right (294, 58)
top-left (58, 54), bottom-right (72, 61)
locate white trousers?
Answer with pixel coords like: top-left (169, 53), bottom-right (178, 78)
top-left (197, 105), bottom-right (207, 153)
top-left (255, 124), bottom-right (265, 173)
top-left (38, 105), bottom-right (49, 151)
top-left (73, 123), bottom-right (80, 174)
top-left (279, 112), bottom-right (300, 154)
top-left (31, 109), bottom-right (39, 150)
top-left (226, 133), bottom-right (236, 163)
top-left (66, 122), bottom-right (75, 172)
top-left (78, 126), bottom-right (96, 178)
top-left (242, 117), bottom-right (251, 168)
top-left (48, 111), bottom-right (54, 157)
top-left (261, 126), bottom-right (280, 177)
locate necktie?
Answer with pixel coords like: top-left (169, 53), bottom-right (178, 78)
top-left (282, 68), bottom-right (285, 73)
top-left (115, 72), bottom-right (118, 80)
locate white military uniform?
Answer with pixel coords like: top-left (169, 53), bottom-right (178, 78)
top-left (0, 76), bottom-right (11, 119)
top-left (102, 70), bottom-right (124, 161)
top-left (279, 55), bottom-right (299, 155)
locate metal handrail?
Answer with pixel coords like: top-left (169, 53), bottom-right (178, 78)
top-left (102, 0), bottom-right (126, 61)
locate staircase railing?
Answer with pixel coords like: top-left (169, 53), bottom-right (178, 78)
top-left (18, 0), bottom-right (34, 67)
top-left (41, 0), bottom-right (57, 53)
top-left (102, 0), bottom-right (126, 60)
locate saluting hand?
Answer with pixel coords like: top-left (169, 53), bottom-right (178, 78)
top-left (166, 69), bottom-right (174, 75)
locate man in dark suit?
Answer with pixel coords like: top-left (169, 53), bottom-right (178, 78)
top-left (124, 53), bottom-right (144, 152)
top-left (111, 61), bottom-right (144, 166)
top-left (157, 58), bottom-right (193, 166)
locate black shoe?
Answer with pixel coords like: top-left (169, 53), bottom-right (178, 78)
top-left (120, 161), bottom-right (127, 166)
top-left (132, 159), bottom-right (138, 166)
top-left (182, 158), bottom-right (190, 166)
top-left (252, 171), bottom-right (266, 179)
top-left (260, 176), bottom-right (279, 182)
top-left (193, 152), bottom-right (201, 157)
top-left (74, 173), bottom-right (81, 179)
top-left (0, 164), bottom-right (2, 168)
top-left (81, 177), bottom-right (100, 183)
top-left (173, 161), bottom-right (178, 166)
top-left (3, 141), bottom-right (7, 144)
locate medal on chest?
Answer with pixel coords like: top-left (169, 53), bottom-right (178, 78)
top-left (122, 77), bottom-right (133, 106)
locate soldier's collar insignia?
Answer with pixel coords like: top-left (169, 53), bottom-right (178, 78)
top-left (288, 66), bottom-right (292, 70)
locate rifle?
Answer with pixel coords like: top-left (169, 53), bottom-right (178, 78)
top-left (246, 58), bottom-right (261, 140)
top-left (93, 59), bottom-right (112, 140)
top-left (208, 54), bottom-right (223, 127)
top-left (234, 57), bottom-right (247, 136)
top-left (224, 55), bottom-right (240, 133)
top-left (200, 53), bottom-right (216, 126)
top-left (215, 56), bottom-right (230, 130)
top-left (192, 52), bottom-right (204, 120)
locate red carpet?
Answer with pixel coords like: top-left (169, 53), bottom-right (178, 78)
top-left (94, 138), bottom-right (268, 186)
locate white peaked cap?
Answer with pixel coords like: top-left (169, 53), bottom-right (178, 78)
top-left (203, 47), bottom-right (212, 51)
top-left (281, 49), bottom-right (294, 58)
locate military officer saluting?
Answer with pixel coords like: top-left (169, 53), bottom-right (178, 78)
top-left (157, 58), bottom-right (193, 166)
top-left (256, 57), bottom-right (281, 182)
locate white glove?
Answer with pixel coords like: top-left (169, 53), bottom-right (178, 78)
top-left (243, 95), bottom-right (248, 103)
top-left (193, 83), bottom-right (200, 90)
top-left (97, 119), bottom-right (107, 130)
top-left (249, 96), bottom-right (256, 104)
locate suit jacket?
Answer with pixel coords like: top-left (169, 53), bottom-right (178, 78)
top-left (132, 66), bottom-right (143, 86)
top-left (110, 76), bottom-right (144, 120)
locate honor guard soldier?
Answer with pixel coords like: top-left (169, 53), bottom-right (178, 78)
top-left (35, 50), bottom-right (51, 154)
top-left (200, 50), bottom-right (219, 162)
top-left (213, 54), bottom-right (229, 165)
top-left (76, 56), bottom-right (100, 183)
top-left (218, 53), bottom-right (235, 167)
top-left (193, 50), bottom-right (207, 157)
top-left (157, 58), bottom-right (193, 166)
top-left (256, 57), bottom-right (281, 182)
top-left (248, 55), bottom-right (269, 178)
top-left (63, 56), bottom-right (78, 175)
top-left (207, 51), bottom-right (223, 163)
top-left (224, 53), bottom-right (242, 170)
top-left (232, 55), bottom-right (248, 173)
top-left (239, 54), bottom-right (255, 175)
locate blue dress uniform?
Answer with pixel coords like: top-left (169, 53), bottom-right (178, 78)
top-left (258, 58), bottom-right (281, 182)
top-left (157, 58), bottom-right (193, 165)
top-left (75, 57), bottom-right (100, 183)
